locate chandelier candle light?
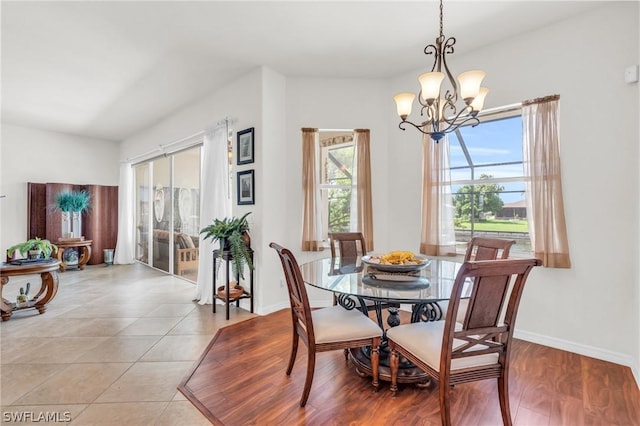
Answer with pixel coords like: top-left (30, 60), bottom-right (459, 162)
top-left (394, 0), bottom-right (488, 142)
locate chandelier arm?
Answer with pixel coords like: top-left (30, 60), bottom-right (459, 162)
top-left (439, 115), bottom-right (480, 135)
top-left (398, 120), bottom-right (434, 136)
top-left (424, 43), bottom-right (439, 73)
top-left (454, 116), bottom-right (481, 128)
top-left (441, 37), bottom-right (458, 104)
top-left (441, 104), bottom-right (473, 126)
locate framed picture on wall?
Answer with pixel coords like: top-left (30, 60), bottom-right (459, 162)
top-left (237, 170), bottom-right (255, 205)
top-left (237, 127), bottom-right (254, 165)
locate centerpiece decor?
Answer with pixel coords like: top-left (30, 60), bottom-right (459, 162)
top-left (200, 212), bottom-right (253, 279)
top-left (55, 190), bottom-right (91, 239)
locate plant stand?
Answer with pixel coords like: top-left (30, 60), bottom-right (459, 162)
top-left (212, 249), bottom-right (254, 320)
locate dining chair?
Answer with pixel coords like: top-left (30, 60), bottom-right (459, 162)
top-left (328, 232), bottom-right (397, 316)
top-left (269, 242), bottom-right (382, 407)
top-left (464, 237), bottom-right (516, 262)
top-left (328, 232), bottom-right (367, 258)
top-left (455, 237), bottom-right (517, 323)
top-left (387, 258), bottom-right (541, 426)
top-left (328, 232), bottom-right (366, 306)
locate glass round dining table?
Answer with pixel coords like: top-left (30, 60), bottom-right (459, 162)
top-left (299, 256), bottom-right (469, 384)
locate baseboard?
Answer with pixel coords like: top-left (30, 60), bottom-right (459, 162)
top-left (515, 329), bottom-right (639, 388)
top-left (257, 301), bottom-right (290, 315)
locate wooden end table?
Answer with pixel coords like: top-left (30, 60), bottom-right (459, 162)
top-left (0, 259), bottom-right (61, 321)
top-left (56, 239), bottom-right (93, 271)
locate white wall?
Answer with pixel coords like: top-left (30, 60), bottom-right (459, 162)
top-left (390, 2), bottom-right (639, 375)
top-left (0, 124), bottom-right (119, 249)
top-left (284, 77), bottom-right (391, 304)
top-left (258, 67), bottom-right (289, 311)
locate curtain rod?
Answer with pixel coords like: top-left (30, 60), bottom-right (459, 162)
top-left (476, 102), bottom-right (522, 117)
top-left (122, 116), bottom-right (238, 164)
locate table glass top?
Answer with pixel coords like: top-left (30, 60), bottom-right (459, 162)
top-left (300, 256), bottom-right (469, 303)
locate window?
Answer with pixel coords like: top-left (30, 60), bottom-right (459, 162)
top-left (302, 127), bottom-right (372, 252)
top-left (318, 131), bottom-right (355, 239)
top-left (449, 109), bottom-right (531, 255)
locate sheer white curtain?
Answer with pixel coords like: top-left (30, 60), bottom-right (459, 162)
top-left (420, 134), bottom-right (456, 256)
top-left (195, 125), bottom-right (232, 304)
top-left (352, 129), bottom-right (374, 251)
top-left (522, 95), bottom-right (571, 268)
top-left (301, 128), bottom-right (324, 251)
top-left (114, 162), bottom-right (135, 264)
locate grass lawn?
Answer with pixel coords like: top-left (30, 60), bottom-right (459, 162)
top-left (456, 219), bottom-right (529, 233)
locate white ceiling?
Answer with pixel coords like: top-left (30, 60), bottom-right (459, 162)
top-left (1, 1), bottom-right (606, 141)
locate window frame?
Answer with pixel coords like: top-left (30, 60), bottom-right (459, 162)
top-left (449, 106), bottom-right (532, 255)
top-left (317, 131), bottom-right (356, 241)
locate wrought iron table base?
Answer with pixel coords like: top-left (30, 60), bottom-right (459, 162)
top-left (336, 294), bottom-right (443, 384)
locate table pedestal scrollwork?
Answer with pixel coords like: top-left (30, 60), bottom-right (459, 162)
top-left (411, 301), bottom-right (443, 322)
top-left (337, 295), bottom-right (444, 385)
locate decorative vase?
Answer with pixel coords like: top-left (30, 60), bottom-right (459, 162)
top-left (71, 211), bottom-right (82, 238)
top-left (16, 294), bottom-right (28, 308)
top-left (61, 211), bottom-right (72, 238)
top-left (28, 249), bottom-right (42, 260)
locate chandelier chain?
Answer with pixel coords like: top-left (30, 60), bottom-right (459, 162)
top-left (439, 0), bottom-right (444, 38)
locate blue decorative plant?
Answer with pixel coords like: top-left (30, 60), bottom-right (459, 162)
top-left (55, 190), bottom-right (91, 213)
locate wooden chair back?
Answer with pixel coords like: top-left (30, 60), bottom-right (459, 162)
top-left (328, 232), bottom-right (367, 258)
top-left (464, 237), bottom-right (516, 262)
top-left (269, 242), bottom-right (315, 348)
top-left (443, 258), bottom-right (541, 382)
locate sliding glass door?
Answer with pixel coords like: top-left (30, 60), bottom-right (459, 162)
top-left (134, 146), bottom-right (201, 281)
top-left (152, 157), bottom-right (171, 273)
top-left (173, 148), bottom-right (201, 280)
top-left (135, 164), bottom-right (150, 264)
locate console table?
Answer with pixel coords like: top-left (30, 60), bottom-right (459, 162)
top-left (212, 249), bottom-right (254, 320)
top-left (0, 259), bottom-right (61, 321)
top-left (56, 239), bottom-right (92, 271)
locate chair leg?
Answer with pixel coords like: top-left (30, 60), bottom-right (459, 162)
top-left (370, 337), bottom-right (380, 391)
top-left (497, 374), bottom-right (513, 426)
top-left (300, 348), bottom-right (316, 407)
top-left (439, 378), bottom-right (452, 426)
top-left (389, 345), bottom-right (399, 396)
top-left (286, 332), bottom-right (299, 376)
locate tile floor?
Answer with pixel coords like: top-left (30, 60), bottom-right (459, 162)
top-left (1, 263), bottom-right (255, 425)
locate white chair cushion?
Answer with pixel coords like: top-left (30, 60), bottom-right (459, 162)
top-left (312, 305), bottom-right (381, 344)
top-left (386, 321), bottom-right (498, 372)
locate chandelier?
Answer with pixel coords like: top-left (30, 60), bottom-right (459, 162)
top-left (393, 0), bottom-right (488, 142)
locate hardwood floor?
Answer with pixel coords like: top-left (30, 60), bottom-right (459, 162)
top-left (179, 309), bottom-right (640, 425)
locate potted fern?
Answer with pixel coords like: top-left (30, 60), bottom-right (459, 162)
top-left (200, 212), bottom-right (253, 279)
